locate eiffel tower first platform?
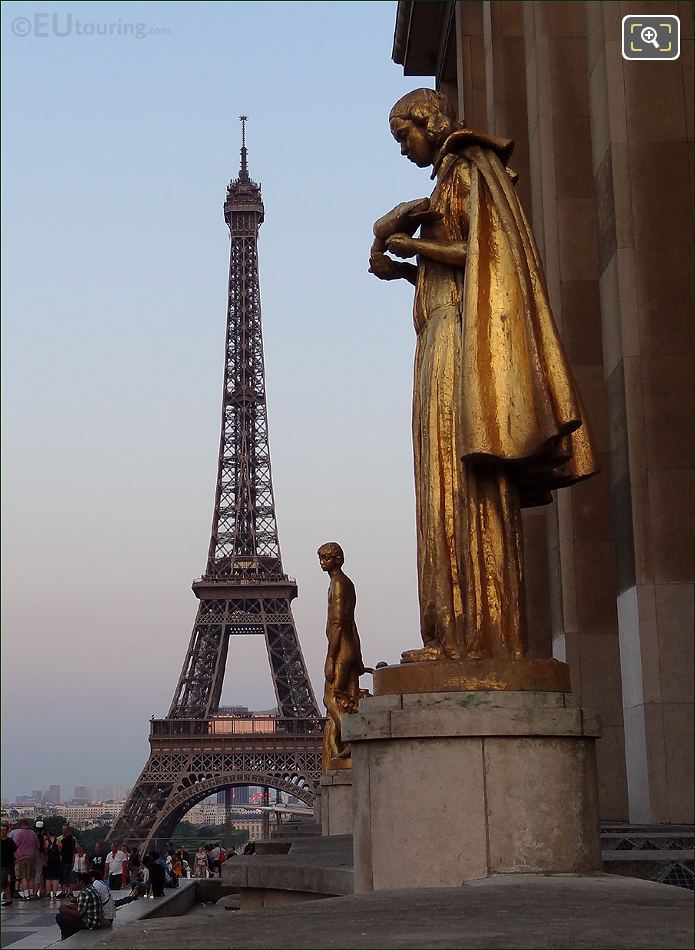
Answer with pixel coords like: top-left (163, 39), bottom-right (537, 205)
top-left (109, 120), bottom-right (322, 851)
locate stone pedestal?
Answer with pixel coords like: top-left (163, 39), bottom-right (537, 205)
top-left (312, 786), bottom-right (322, 826)
top-left (343, 690), bottom-right (602, 892)
top-left (319, 769), bottom-right (353, 836)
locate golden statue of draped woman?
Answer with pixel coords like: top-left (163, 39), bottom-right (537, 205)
top-left (318, 542), bottom-right (367, 771)
top-left (370, 89), bottom-right (597, 666)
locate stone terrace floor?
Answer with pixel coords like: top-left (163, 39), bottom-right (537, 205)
top-left (66, 875), bottom-right (694, 950)
top-left (1, 895), bottom-right (61, 949)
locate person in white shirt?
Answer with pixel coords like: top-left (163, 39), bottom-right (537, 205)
top-left (89, 868), bottom-right (115, 927)
top-left (104, 843), bottom-right (127, 892)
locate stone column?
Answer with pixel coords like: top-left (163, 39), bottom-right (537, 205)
top-left (481, 0), bottom-right (554, 661)
top-left (522, 0), bottom-right (629, 819)
top-left (454, 1), bottom-right (487, 129)
top-left (585, 0), bottom-right (694, 823)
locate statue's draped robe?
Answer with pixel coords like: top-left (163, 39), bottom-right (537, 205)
top-left (412, 131), bottom-right (597, 659)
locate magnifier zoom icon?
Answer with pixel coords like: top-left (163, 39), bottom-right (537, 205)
top-left (640, 26), bottom-right (660, 49)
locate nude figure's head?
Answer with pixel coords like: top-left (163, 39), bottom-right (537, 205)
top-left (389, 88), bottom-right (457, 167)
top-left (318, 542), bottom-right (344, 572)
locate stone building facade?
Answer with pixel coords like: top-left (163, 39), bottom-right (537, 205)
top-left (391, 0), bottom-right (693, 824)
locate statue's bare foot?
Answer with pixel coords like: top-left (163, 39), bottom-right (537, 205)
top-left (400, 644), bottom-right (445, 663)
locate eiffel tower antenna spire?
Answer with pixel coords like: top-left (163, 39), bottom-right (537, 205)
top-left (239, 114), bottom-right (249, 180)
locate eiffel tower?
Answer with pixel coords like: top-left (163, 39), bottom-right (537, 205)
top-left (109, 119), bottom-right (322, 850)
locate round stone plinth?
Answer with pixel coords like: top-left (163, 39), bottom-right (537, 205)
top-left (343, 691), bottom-right (601, 892)
top-left (374, 657), bottom-right (571, 695)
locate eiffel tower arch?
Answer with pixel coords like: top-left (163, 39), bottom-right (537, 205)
top-left (110, 717), bottom-right (322, 849)
top-left (109, 120), bottom-right (322, 851)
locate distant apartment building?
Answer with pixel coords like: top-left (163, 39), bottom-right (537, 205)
top-left (51, 802), bottom-right (123, 823)
top-left (183, 800), bottom-right (269, 839)
top-left (236, 818), bottom-right (264, 841)
top-left (48, 785), bottom-right (61, 804)
top-left (184, 802), bottom-right (229, 825)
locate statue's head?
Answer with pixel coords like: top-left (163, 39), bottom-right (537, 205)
top-left (317, 541), bottom-right (344, 571)
top-left (389, 88), bottom-right (457, 167)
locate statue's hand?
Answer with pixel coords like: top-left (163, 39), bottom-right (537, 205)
top-left (385, 233), bottom-right (418, 259)
top-left (369, 250), bottom-right (408, 280)
top-left (373, 199), bottom-right (430, 240)
top-left (324, 658), bottom-right (335, 682)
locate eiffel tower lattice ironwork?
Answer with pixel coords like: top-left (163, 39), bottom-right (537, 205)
top-left (109, 119), bottom-right (322, 850)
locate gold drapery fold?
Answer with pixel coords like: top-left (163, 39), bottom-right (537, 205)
top-left (459, 142), bottom-right (598, 498)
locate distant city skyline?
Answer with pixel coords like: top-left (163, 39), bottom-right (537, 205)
top-left (4, 782), bottom-right (132, 804)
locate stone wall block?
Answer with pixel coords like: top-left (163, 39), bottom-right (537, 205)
top-left (484, 736), bottom-right (602, 872)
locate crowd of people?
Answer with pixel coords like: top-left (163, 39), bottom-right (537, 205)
top-left (1, 818), bottom-right (253, 940)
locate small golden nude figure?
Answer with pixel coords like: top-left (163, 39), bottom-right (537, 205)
top-left (318, 542), bottom-right (368, 771)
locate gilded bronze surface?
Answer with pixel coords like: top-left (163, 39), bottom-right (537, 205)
top-left (374, 658), bottom-right (571, 696)
top-left (318, 543), bottom-right (367, 772)
top-left (370, 89), bottom-right (597, 668)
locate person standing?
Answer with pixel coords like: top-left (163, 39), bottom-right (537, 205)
top-left (44, 832), bottom-right (62, 901)
top-left (146, 853), bottom-right (165, 897)
top-left (33, 821), bottom-right (46, 899)
top-left (13, 819), bottom-right (39, 900)
top-left (58, 825), bottom-right (76, 898)
top-left (104, 842), bottom-right (127, 891)
top-left (193, 846), bottom-right (208, 879)
top-left (1, 823), bottom-right (17, 906)
top-left (89, 842), bottom-right (106, 877)
top-left (72, 845), bottom-right (88, 878)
